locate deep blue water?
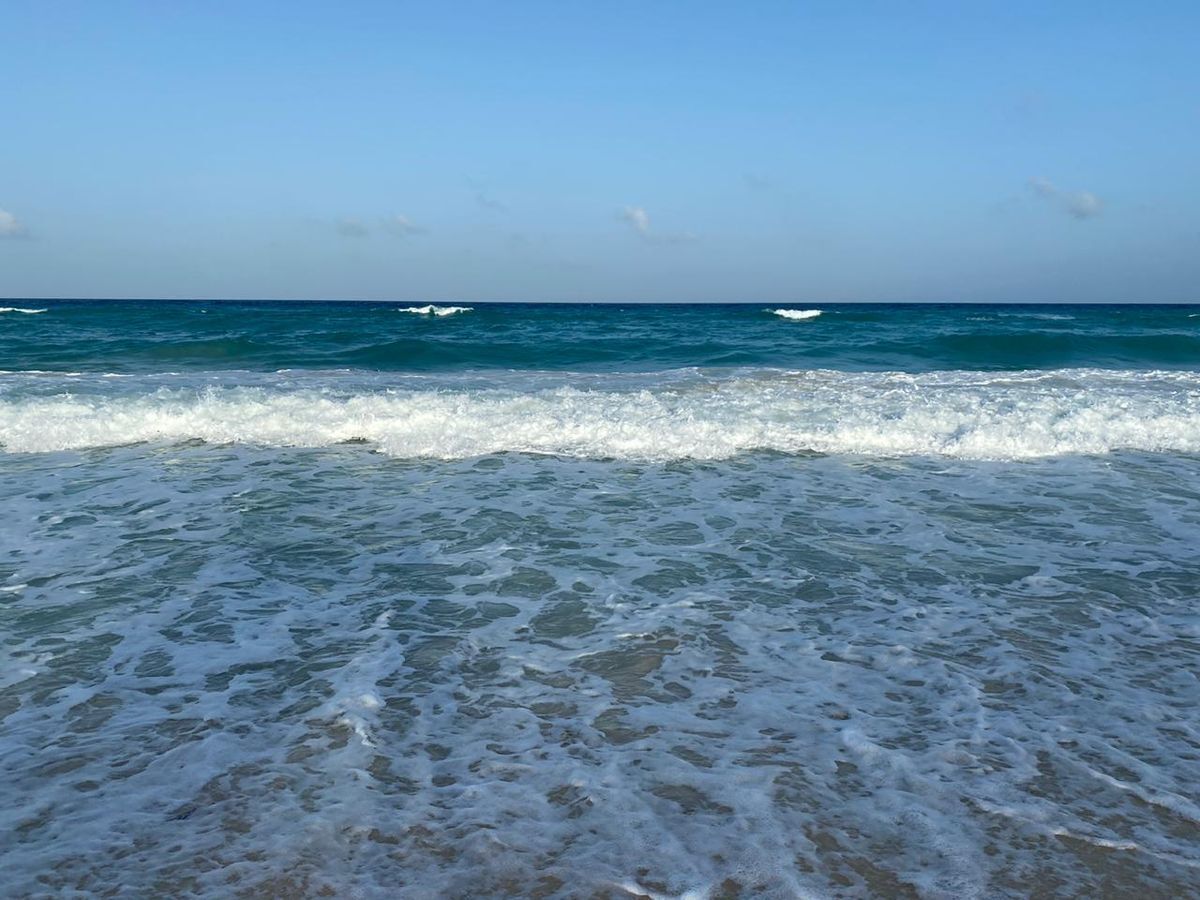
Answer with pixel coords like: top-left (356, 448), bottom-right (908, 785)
top-left (2, 300), bottom-right (1199, 897)
top-left (3, 300), bottom-right (1200, 373)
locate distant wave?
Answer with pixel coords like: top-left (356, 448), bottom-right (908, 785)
top-left (0, 307), bottom-right (47, 315)
top-left (4, 368), bottom-right (1199, 460)
top-left (771, 308), bottom-right (822, 321)
top-left (998, 312), bottom-right (1075, 321)
top-left (398, 305), bottom-right (473, 317)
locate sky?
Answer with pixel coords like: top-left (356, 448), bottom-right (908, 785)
top-left (1, 0), bottom-right (1198, 302)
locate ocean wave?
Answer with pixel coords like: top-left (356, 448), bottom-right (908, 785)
top-left (998, 311), bottom-right (1075, 321)
top-left (397, 305), bottom-right (473, 316)
top-left (770, 308), bottom-right (822, 321)
top-left (3, 369), bottom-right (1198, 460)
top-left (0, 307), bottom-right (47, 315)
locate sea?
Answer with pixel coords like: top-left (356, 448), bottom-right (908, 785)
top-left (2, 300), bottom-right (1198, 898)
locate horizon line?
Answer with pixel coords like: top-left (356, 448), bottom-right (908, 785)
top-left (4, 298), bottom-right (1199, 306)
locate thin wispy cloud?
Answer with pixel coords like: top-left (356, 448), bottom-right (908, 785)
top-left (0, 209), bottom-right (28, 238)
top-left (381, 214), bottom-right (426, 237)
top-left (1028, 177), bottom-right (1103, 220)
top-left (619, 206), bottom-right (696, 244)
top-left (336, 214), bottom-right (426, 238)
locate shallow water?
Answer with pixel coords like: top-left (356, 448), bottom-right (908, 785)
top-left (2, 302), bottom-right (1199, 897)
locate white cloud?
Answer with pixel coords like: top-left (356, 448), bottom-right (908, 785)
top-left (621, 206), bottom-right (652, 236)
top-left (336, 214), bottom-right (426, 238)
top-left (1028, 177), bottom-right (1103, 220)
top-left (619, 206), bottom-right (695, 243)
top-left (1028, 176), bottom-right (1056, 198)
top-left (381, 214), bottom-right (426, 237)
top-left (1063, 191), bottom-right (1102, 219)
top-left (0, 209), bottom-right (27, 238)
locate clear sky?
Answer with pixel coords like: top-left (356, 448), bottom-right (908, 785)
top-left (1, 1), bottom-right (1197, 302)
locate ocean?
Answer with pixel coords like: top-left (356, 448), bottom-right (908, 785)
top-left (2, 301), bottom-right (1198, 898)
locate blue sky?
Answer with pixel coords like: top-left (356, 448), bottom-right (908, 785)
top-left (1, 1), bottom-right (1197, 301)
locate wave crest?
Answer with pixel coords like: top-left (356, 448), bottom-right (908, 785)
top-left (397, 305), bottom-right (473, 316)
top-left (0, 307), bottom-right (47, 315)
top-left (771, 308), bottom-right (822, 321)
top-left (3, 369), bottom-right (1199, 460)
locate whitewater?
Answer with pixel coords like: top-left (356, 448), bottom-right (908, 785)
top-left (2, 368), bottom-right (1199, 459)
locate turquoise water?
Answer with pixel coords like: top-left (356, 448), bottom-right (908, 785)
top-left (2, 302), bottom-right (1199, 897)
top-left (4, 300), bottom-right (1200, 372)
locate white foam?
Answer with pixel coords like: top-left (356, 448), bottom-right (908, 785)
top-left (770, 308), bottom-right (822, 321)
top-left (0, 307), bottom-right (47, 314)
top-left (2, 442), bottom-right (1197, 895)
top-left (397, 304), bottom-right (473, 316)
top-left (997, 311), bottom-right (1075, 320)
top-left (2, 368), bottom-right (1199, 460)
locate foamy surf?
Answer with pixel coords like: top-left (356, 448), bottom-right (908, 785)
top-left (397, 304), bottom-right (473, 316)
top-left (3, 368), bottom-right (1198, 459)
top-left (5, 423), bottom-right (1198, 897)
top-left (0, 307), bottom-right (47, 314)
top-left (771, 308), bottom-right (822, 320)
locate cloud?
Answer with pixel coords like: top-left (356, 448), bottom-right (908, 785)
top-left (381, 214), bottom-right (426, 237)
top-left (1063, 191), bottom-right (1103, 219)
top-left (619, 206), bottom-right (696, 244)
top-left (1028, 177), bottom-right (1056, 198)
top-left (621, 205), bottom-right (652, 237)
top-left (336, 214), bottom-right (426, 238)
top-left (0, 209), bottom-right (28, 238)
top-left (336, 218), bottom-right (370, 238)
top-left (1028, 177), bottom-right (1103, 219)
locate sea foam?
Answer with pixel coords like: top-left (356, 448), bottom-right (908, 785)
top-left (4, 444), bottom-right (1197, 896)
top-left (3, 368), bottom-right (1198, 459)
top-left (0, 307), bottom-right (47, 315)
top-left (771, 308), bottom-right (822, 320)
top-left (397, 304), bottom-right (473, 316)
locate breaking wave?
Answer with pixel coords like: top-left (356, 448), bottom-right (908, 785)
top-left (0, 307), bottom-right (47, 315)
top-left (397, 305), bottom-right (473, 316)
top-left (771, 308), bottom-right (822, 321)
top-left (2, 368), bottom-right (1198, 459)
